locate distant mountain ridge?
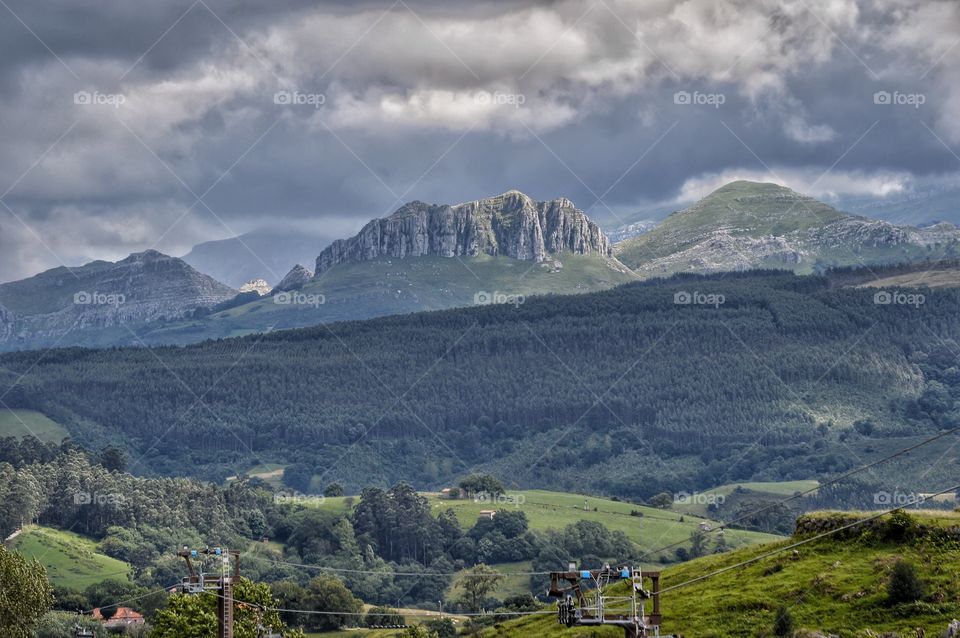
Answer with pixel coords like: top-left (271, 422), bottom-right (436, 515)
top-left (615, 181), bottom-right (960, 275)
top-left (0, 250), bottom-right (236, 350)
top-left (182, 229), bottom-right (334, 288)
top-left (315, 190), bottom-right (612, 276)
top-left (4, 182), bottom-right (960, 353)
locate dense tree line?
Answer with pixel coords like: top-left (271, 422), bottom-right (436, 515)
top-left (2, 270), bottom-right (959, 497)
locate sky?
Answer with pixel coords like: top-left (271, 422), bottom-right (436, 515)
top-left (1, 0), bottom-right (960, 281)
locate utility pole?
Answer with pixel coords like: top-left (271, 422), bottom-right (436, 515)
top-left (178, 547), bottom-right (241, 638)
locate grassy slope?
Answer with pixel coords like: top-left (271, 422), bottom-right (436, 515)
top-left (491, 511), bottom-right (960, 638)
top-left (226, 463), bottom-right (287, 489)
top-left (616, 181), bottom-right (845, 267)
top-left (140, 254), bottom-right (636, 344)
top-left (614, 181), bottom-right (960, 275)
top-left (0, 409), bottom-right (69, 442)
top-left (316, 490), bottom-right (779, 561)
top-left (857, 268), bottom-right (960, 289)
top-left (10, 525), bottom-right (131, 590)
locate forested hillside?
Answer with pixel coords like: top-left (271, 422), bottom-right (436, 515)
top-left (1, 270), bottom-right (959, 497)
top-left (6, 446), bottom-right (723, 619)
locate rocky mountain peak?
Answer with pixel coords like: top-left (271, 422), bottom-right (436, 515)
top-left (273, 264), bottom-right (314, 292)
top-left (315, 192), bottom-right (611, 276)
top-left (120, 249), bottom-right (169, 264)
top-left (239, 279), bottom-right (271, 296)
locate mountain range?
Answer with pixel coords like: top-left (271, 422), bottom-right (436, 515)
top-left (1, 181), bottom-right (959, 352)
top-left (0, 250), bottom-right (236, 351)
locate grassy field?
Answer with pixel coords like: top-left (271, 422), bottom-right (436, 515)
top-left (488, 510), bottom-right (960, 638)
top-left (316, 489), bottom-right (780, 562)
top-left (301, 603), bottom-right (467, 638)
top-left (0, 409), bottom-right (69, 442)
top-left (226, 462), bottom-right (287, 489)
top-left (10, 525), bottom-right (131, 590)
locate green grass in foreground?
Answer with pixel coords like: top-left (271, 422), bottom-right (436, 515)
top-left (489, 510), bottom-right (960, 638)
top-left (10, 525), bottom-right (131, 590)
top-left (0, 409), bottom-right (69, 442)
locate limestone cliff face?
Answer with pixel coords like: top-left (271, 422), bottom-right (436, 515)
top-left (273, 264), bottom-right (313, 292)
top-left (315, 191), bottom-right (612, 275)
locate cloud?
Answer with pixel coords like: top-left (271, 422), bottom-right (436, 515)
top-left (675, 167), bottom-right (911, 203)
top-left (1, 0), bottom-right (960, 281)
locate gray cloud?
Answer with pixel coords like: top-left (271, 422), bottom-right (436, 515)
top-left (1, 0), bottom-right (959, 281)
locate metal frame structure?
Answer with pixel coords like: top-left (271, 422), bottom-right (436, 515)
top-left (177, 547), bottom-right (241, 638)
top-left (549, 564), bottom-right (671, 638)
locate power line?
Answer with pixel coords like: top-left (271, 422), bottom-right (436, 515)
top-left (90, 485), bottom-right (960, 625)
top-left (210, 591), bottom-right (553, 618)
top-left (637, 422), bottom-right (960, 560)
top-left (657, 481), bottom-right (960, 595)
top-left (242, 552), bottom-right (553, 577)
top-left (82, 583), bottom-right (179, 614)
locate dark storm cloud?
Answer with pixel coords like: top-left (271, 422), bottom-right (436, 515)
top-left (1, 0), bottom-right (959, 281)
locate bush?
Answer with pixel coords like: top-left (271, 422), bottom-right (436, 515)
top-left (423, 618), bottom-right (457, 637)
top-left (887, 560), bottom-right (925, 604)
top-left (364, 605), bottom-right (405, 627)
top-left (773, 604), bottom-right (794, 637)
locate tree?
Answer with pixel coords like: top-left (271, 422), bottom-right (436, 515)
top-left (458, 564), bottom-right (504, 612)
top-left (772, 604), bottom-right (794, 637)
top-left (424, 617), bottom-right (457, 637)
top-left (323, 482), bottom-right (345, 497)
top-left (149, 578), bottom-right (296, 638)
top-left (99, 445), bottom-right (127, 473)
top-left (887, 560), bottom-right (925, 604)
top-left (648, 492), bottom-right (674, 509)
top-left (303, 575), bottom-right (363, 631)
top-left (365, 606), bottom-right (405, 627)
top-left (689, 530), bottom-right (707, 558)
top-left (457, 474), bottom-right (504, 497)
top-left (0, 546), bottom-right (53, 638)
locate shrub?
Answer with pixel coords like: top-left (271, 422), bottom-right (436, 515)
top-left (887, 560), bottom-right (925, 604)
top-left (773, 604), bottom-right (794, 637)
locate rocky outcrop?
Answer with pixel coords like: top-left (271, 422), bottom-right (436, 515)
top-left (273, 264), bottom-right (313, 292)
top-left (239, 279), bottom-right (271, 296)
top-left (315, 191), bottom-right (612, 276)
top-left (0, 303), bottom-right (13, 341)
top-left (0, 250), bottom-right (236, 350)
top-left (607, 220), bottom-right (658, 243)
